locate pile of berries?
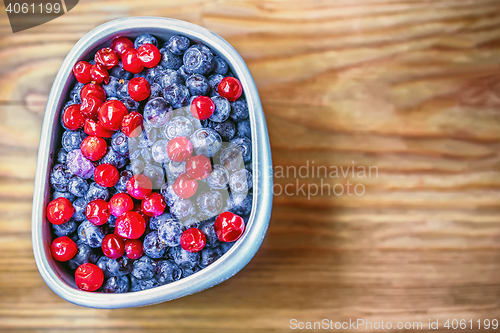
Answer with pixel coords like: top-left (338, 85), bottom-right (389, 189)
top-left (47, 33), bottom-right (253, 293)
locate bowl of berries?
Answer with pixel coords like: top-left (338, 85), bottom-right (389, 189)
top-left (32, 17), bottom-right (273, 308)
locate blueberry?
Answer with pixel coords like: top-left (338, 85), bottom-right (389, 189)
top-left (107, 214), bottom-right (117, 228)
top-left (227, 193), bottom-right (252, 216)
top-left (136, 127), bottom-right (158, 148)
top-left (163, 83), bottom-right (190, 109)
top-left (51, 218), bottom-right (77, 237)
top-left (183, 44), bottom-right (214, 75)
top-left (154, 260), bottom-right (181, 285)
top-left (190, 128), bottom-right (222, 157)
top-left (199, 247), bottom-right (223, 267)
top-left (167, 35), bottom-right (190, 55)
top-left (220, 241), bottom-right (235, 253)
top-left (230, 99), bottom-right (249, 122)
top-left (209, 95), bottom-right (230, 123)
top-left (72, 198), bottom-right (87, 222)
top-left (52, 191), bottom-right (76, 202)
top-left (143, 230), bottom-right (167, 259)
top-left (245, 162), bottom-right (252, 173)
top-left (111, 131), bottom-right (129, 157)
top-left (144, 97), bottom-right (172, 128)
top-left (178, 65), bottom-right (190, 81)
top-left (132, 255), bottom-right (156, 280)
top-left (67, 176), bottom-right (89, 197)
top-left (149, 83), bottom-right (163, 99)
top-left (208, 119), bottom-right (236, 142)
top-left (67, 240), bottom-right (99, 269)
top-left (117, 81), bottom-right (129, 99)
top-left (236, 119), bottom-right (251, 138)
top-left (103, 276), bottom-right (130, 293)
top-left (96, 256), bottom-right (133, 278)
top-left (205, 164), bottom-right (230, 190)
top-left (159, 69), bottom-right (184, 89)
top-left (164, 116), bottom-right (194, 140)
top-left (70, 82), bottom-right (84, 103)
top-left (143, 163), bottom-right (165, 190)
top-left (103, 76), bottom-right (121, 98)
top-left (85, 182), bottom-right (109, 202)
top-left (170, 199), bottom-right (197, 220)
top-left (212, 56), bottom-right (228, 75)
top-left (57, 149), bottom-right (68, 164)
top-left (149, 212), bottom-right (175, 230)
top-left (160, 184), bottom-right (180, 207)
top-left (100, 147), bottom-right (128, 169)
top-left (172, 246), bottom-right (200, 269)
top-left (110, 61), bottom-right (133, 80)
top-left (186, 74), bottom-right (209, 96)
top-left (207, 74), bottom-right (224, 96)
top-left (121, 97), bottom-right (140, 112)
top-left (157, 220), bottom-right (183, 246)
top-left (130, 276), bottom-right (157, 291)
top-left (151, 139), bottom-right (171, 164)
top-left (129, 158), bottom-right (145, 175)
top-left (145, 66), bottom-right (165, 85)
top-left (50, 164), bottom-right (72, 192)
top-left (62, 129), bottom-right (86, 152)
top-left (229, 169), bottom-right (252, 194)
top-left (182, 217), bottom-right (200, 230)
top-left (199, 219), bottom-right (220, 248)
top-left (114, 170), bottom-right (133, 193)
top-left (197, 191), bottom-right (224, 218)
top-left (77, 220), bottom-right (105, 248)
top-left (134, 33), bottom-right (158, 48)
top-left (160, 48), bottom-right (183, 70)
top-left (230, 136), bottom-right (252, 163)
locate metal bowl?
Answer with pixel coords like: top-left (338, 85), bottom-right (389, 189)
top-left (32, 17), bottom-right (273, 308)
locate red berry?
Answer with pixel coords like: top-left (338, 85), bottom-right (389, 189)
top-left (109, 193), bottom-right (134, 217)
top-left (62, 104), bottom-right (85, 130)
top-left (90, 63), bottom-right (110, 84)
top-left (47, 197), bottom-right (74, 225)
top-left (185, 155), bottom-right (212, 180)
top-left (132, 203), bottom-right (151, 225)
top-left (167, 136), bottom-right (193, 162)
top-left (81, 83), bottom-right (106, 102)
top-left (141, 193), bottom-right (166, 217)
top-left (214, 211), bottom-right (245, 242)
top-left (84, 118), bottom-right (114, 138)
top-left (115, 211), bottom-right (146, 239)
top-left (190, 96), bottom-right (215, 120)
top-left (73, 61), bottom-right (92, 84)
top-left (173, 173), bottom-right (198, 199)
top-left (137, 43), bottom-right (161, 68)
top-left (98, 100), bottom-right (129, 131)
top-left (122, 48), bottom-right (144, 74)
top-left (51, 236), bottom-right (78, 261)
top-left (128, 77), bottom-right (150, 101)
top-left (126, 174), bottom-right (153, 199)
top-left (111, 36), bottom-right (134, 60)
top-left (94, 163), bottom-right (119, 187)
top-left (121, 111), bottom-right (143, 138)
top-left (180, 228), bottom-right (206, 253)
top-left (124, 239), bottom-right (144, 259)
top-left (95, 47), bottom-right (118, 70)
top-left (218, 77), bottom-right (243, 101)
top-left (101, 234), bottom-right (125, 259)
top-left (85, 199), bottom-right (110, 226)
top-left (80, 95), bottom-right (102, 120)
top-left (80, 136), bottom-right (107, 161)
top-left (75, 263), bottom-right (104, 291)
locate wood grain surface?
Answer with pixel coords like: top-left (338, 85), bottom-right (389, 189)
top-left (2, 0), bottom-right (500, 332)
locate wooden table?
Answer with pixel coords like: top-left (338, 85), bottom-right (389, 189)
top-left (2, 0), bottom-right (500, 331)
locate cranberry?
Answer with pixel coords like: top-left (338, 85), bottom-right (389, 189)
top-left (62, 104), bottom-right (85, 130)
top-left (122, 48), bottom-right (144, 74)
top-left (90, 63), bottom-right (109, 84)
top-left (84, 118), bottom-right (114, 138)
top-left (137, 43), bottom-right (161, 68)
top-left (214, 211), bottom-right (245, 242)
top-left (167, 136), bottom-right (193, 162)
top-left (115, 211), bottom-right (146, 239)
top-left (109, 193), bottom-right (134, 217)
top-left (190, 96), bottom-right (215, 120)
top-left (141, 193), bottom-right (166, 217)
top-left (95, 47), bottom-right (118, 70)
top-left (126, 174), bottom-right (152, 199)
top-left (101, 234), bottom-right (125, 259)
top-left (80, 95), bottom-right (102, 120)
top-left (132, 203), bottom-right (150, 225)
top-left (94, 163), bottom-right (120, 187)
top-left (75, 263), bottom-right (104, 291)
top-left (73, 61), bottom-right (92, 84)
top-left (80, 136), bottom-right (107, 161)
top-left (51, 236), bottom-right (78, 261)
top-left (180, 228), bottom-right (206, 253)
top-left (128, 77), bottom-right (151, 101)
top-left (111, 36), bottom-right (134, 60)
top-left (46, 197), bottom-right (74, 225)
top-left (121, 111), bottom-right (143, 138)
top-left (218, 77), bottom-right (243, 101)
top-left (124, 239), bottom-right (144, 259)
top-left (185, 155), bottom-right (212, 180)
top-left (173, 173), bottom-right (198, 199)
top-left (81, 83), bottom-right (106, 102)
top-left (85, 199), bottom-right (110, 226)
top-left (98, 100), bottom-right (128, 131)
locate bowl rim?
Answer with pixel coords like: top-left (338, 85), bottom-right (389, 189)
top-left (32, 17), bottom-right (273, 308)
